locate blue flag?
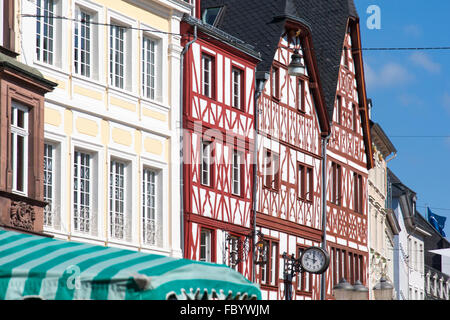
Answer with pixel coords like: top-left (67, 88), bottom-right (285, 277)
top-left (428, 207), bottom-right (446, 237)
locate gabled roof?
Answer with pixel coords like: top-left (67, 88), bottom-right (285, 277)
top-left (200, 0), bottom-right (288, 74)
top-left (201, 0), bottom-right (358, 119)
top-left (388, 169), bottom-right (430, 237)
top-left (182, 15), bottom-right (261, 61)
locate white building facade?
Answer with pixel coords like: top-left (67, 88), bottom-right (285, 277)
top-left (389, 170), bottom-right (430, 300)
top-left (16, 0), bottom-right (192, 257)
top-left (368, 121), bottom-right (399, 299)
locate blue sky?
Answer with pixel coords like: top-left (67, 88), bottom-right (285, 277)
top-left (354, 0), bottom-right (450, 238)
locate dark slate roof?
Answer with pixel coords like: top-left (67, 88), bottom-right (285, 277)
top-left (388, 168), bottom-right (416, 199)
top-left (182, 15), bottom-right (261, 61)
top-left (200, 0), bottom-right (358, 118)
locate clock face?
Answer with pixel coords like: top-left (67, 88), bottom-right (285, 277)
top-left (300, 247), bottom-right (330, 274)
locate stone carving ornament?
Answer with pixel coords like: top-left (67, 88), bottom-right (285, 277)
top-left (10, 201), bottom-right (35, 230)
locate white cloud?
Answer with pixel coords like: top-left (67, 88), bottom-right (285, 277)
top-left (409, 52), bottom-right (441, 73)
top-left (364, 62), bottom-right (415, 89)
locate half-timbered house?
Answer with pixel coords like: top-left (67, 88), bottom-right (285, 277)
top-left (180, 15), bottom-right (261, 279)
top-left (200, 0), bottom-right (332, 300)
top-left (201, 0), bottom-right (374, 300)
top-left (308, 1), bottom-right (375, 298)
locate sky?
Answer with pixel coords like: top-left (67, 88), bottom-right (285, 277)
top-left (354, 0), bottom-right (450, 239)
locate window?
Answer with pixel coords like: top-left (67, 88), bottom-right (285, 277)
top-left (260, 239), bottom-right (278, 286)
top-left (73, 151), bottom-right (91, 233)
top-left (297, 247), bottom-right (312, 292)
top-left (109, 160), bottom-right (126, 239)
top-left (330, 162), bottom-right (341, 205)
top-left (227, 235), bottom-right (241, 271)
top-left (331, 247), bottom-right (364, 286)
top-left (74, 8), bottom-right (91, 77)
top-left (264, 149), bottom-right (280, 191)
top-left (142, 168), bottom-right (158, 246)
top-left (298, 164), bottom-right (313, 201)
top-left (44, 143), bottom-right (55, 227)
top-left (336, 96), bottom-right (342, 125)
top-left (109, 23), bottom-right (126, 89)
top-left (232, 67), bottom-right (243, 110)
top-left (343, 46), bottom-right (350, 68)
top-left (348, 252), bottom-right (363, 284)
top-left (232, 150), bottom-right (242, 196)
top-left (352, 103), bottom-right (357, 132)
top-left (36, 0), bottom-right (55, 64)
top-left (142, 36), bottom-right (157, 100)
top-left (11, 102), bottom-right (29, 195)
top-left (297, 79), bottom-right (305, 112)
top-left (200, 228), bottom-right (212, 262)
top-left (271, 66), bottom-right (279, 99)
top-left (201, 141), bottom-right (212, 186)
top-left (354, 172), bottom-right (363, 213)
top-left (202, 54), bottom-right (214, 98)
top-left (414, 240), bottom-right (418, 271)
top-left (0, 0), bottom-right (5, 48)
top-left (358, 174), bottom-right (363, 213)
top-left (202, 6), bottom-right (224, 26)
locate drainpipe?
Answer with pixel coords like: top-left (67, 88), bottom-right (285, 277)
top-left (320, 133), bottom-right (331, 300)
top-left (180, 25), bottom-right (197, 257)
top-left (251, 75), bottom-right (266, 283)
top-left (251, 73), bottom-right (269, 282)
top-left (386, 152), bottom-right (397, 164)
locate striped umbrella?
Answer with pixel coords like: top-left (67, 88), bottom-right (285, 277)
top-left (0, 229), bottom-right (261, 300)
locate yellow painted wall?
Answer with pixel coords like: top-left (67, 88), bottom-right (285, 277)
top-left (36, 0), bottom-right (175, 252)
top-left (94, 0), bottom-right (170, 32)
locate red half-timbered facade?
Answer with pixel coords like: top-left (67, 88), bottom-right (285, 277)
top-left (254, 24), bottom-right (330, 300)
top-left (197, 0), bottom-right (373, 300)
top-left (323, 19), bottom-right (374, 299)
top-left (181, 16), bottom-right (260, 279)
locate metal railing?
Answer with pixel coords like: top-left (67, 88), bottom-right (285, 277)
top-left (425, 266), bottom-right (450, 300)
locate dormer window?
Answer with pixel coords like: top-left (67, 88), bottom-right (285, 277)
top-left (202, 6), bottom-right (224, 26)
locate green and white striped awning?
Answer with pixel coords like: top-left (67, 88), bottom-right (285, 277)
top-left (0, 229), bottom-right (261, 300)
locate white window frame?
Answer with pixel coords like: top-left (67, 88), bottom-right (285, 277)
top-left (201, 141), bottom-right (212, 186)
top-left (73, 7), bottom-right (92, 77)
top-left (232, 150), bottom-right (242, 196)
top-left (70, 139), bottom-right (102, 238)
top-left (232, 67), bottom-right (242, 109)
top-left (0, 0), bottom-right (4, 47)
top-left (44, 131), bottom-right (66, 233)
top-left (108, 11), bottom-right (136, 92)
top-left (108, 152), bottom-right (135, 244)
top-left (72, 0), bottom-right (103, 82)
top-left (35, 0), bottom-right (63, 68)
top-left (142, 166), bottom-right (162, 246)
top-left (109, 159), bottom-right (126, 240)
top-left (11, 101), bottom-right (29, 196)
top-left (141, 35), bottom-right (157, 100)
top-left (202, 54), bottom-right (213, 98)
top-left (140, 23), bottom-right (167, 105)
top-left (200, 228), bottom-right (212, 262)
top-left (35, 0), bottom-right (55, 65)
top-left (140, 157), bottom-right (167, 251)
top-left (43, 142), bottom-right (56, 228)
top-left (73, 150), bottom-right (92, 234)
top-left (109, 22), bottom-right (126, 89)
